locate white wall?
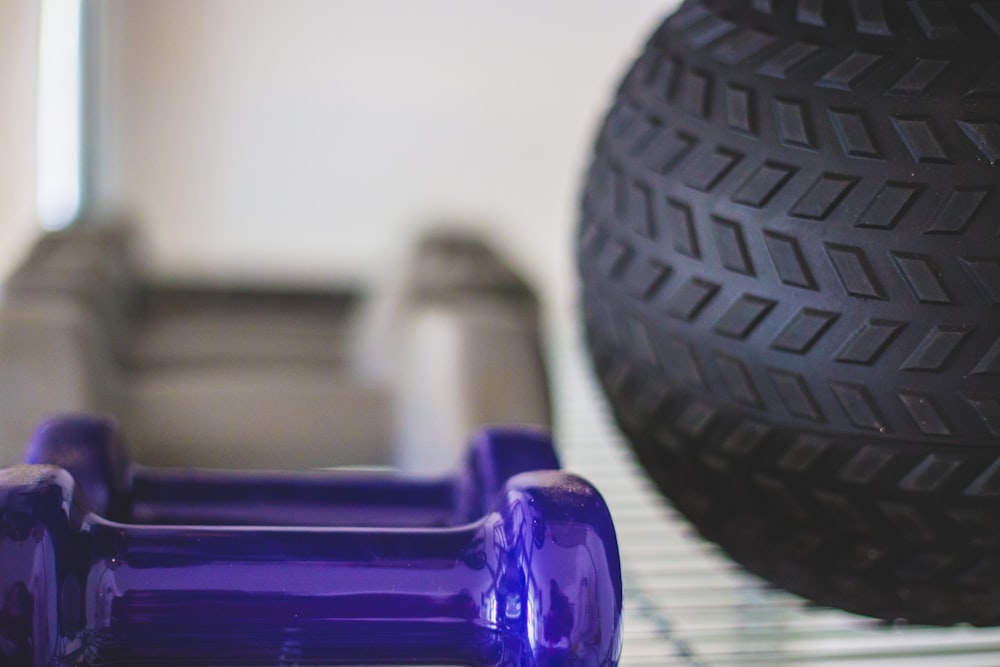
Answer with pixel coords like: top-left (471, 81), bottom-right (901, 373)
top-left (91, 0), bottom-right (677, 332)
top-left (0, 1), bottom-right (41, 278)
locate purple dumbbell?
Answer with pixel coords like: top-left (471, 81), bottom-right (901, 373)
top-left (0, 416), bottom-right (623, 667)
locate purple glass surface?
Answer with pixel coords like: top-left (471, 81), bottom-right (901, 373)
top-left (0, 416), bottom-right (623, 666)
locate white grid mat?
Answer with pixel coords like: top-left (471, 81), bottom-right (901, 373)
top-left (555, 340), bottom-right (1000, 667)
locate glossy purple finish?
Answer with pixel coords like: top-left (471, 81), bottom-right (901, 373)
top-left (1, 417), bottom-right (623, 666)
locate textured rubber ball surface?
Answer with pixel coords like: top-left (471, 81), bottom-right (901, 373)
top-left (578, 0), bottom-right (1000, 625)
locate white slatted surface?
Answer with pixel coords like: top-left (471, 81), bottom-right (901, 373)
top-left (554, 338), bottom-right (1000, 667)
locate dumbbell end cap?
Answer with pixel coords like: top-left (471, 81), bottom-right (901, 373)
top-left (467, 427), bottom-right (560, 516)
top-left (497, 470), bottom-right (623, 667)
top-left (0, 464), bottom-right (80, 667)
top-left (24, 414), bottom-right (130, 517)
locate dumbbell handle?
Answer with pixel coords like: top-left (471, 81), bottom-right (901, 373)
top-left (24, 418), bottom-right (560, 526)
top-left (127, 468), bottom-right (463, 526)
top-left (87, 515), bottom-right (504, 665)
top-left (1, 466), bottom-right (623, 667)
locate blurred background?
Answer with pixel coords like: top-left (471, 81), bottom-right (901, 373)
top-left (12, 6), bottom-right (1000, 664)
top-left (0, 0), bottom-right (677, 336)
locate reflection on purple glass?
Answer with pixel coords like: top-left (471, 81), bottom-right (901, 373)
top-left (0, 416), bottom-right (622, 666)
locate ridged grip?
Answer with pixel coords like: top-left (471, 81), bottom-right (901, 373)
top-left (579, 0), bottom-right (1000, 624)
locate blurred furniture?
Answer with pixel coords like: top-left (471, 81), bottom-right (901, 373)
top-left (0, 223), bottom-right (549, 471)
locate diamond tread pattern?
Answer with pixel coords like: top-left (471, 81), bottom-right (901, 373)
top-left (578, 0), bottom-right (1000, 624)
